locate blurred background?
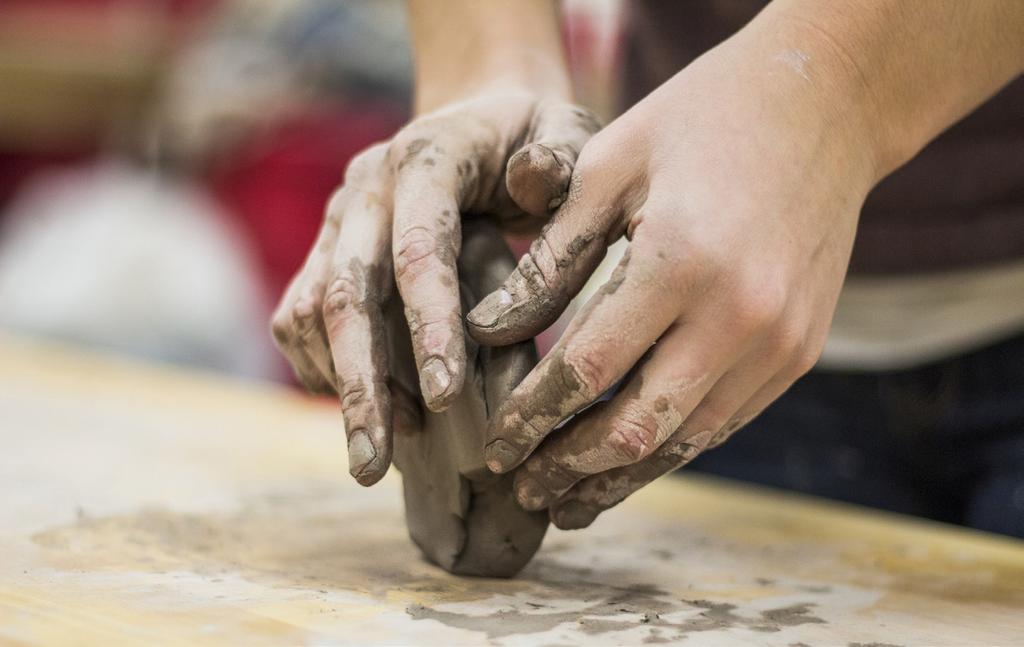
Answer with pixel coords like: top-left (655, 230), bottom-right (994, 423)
top-left (0, 0), bottom-right (622, 382)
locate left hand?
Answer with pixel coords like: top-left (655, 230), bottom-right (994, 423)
top-left (466, 32), bottom-right (881, 529)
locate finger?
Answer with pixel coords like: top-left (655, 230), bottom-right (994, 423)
top-left (323, 186), bottom-right (396, 486)
top-left (391, 138), bottom-right (466, 412)
top-left (511, 319), bottom-right (742, 510)
top-left (547, 340), bottom-right (811, 528)
top-left (484, 236), bottom-right (689, 474)
top-left (506, 101), bottom-right (601, 219)
top-left (271, 287), bottom-right (333, 393)
top-left (270, 194), bottom-right (344, 392)
top-left (548, 427), bottom-right (717, 530)
top-left (466, 166), bottom-right (624, 346)
top-left (290, 284), bottom-right (335, 385)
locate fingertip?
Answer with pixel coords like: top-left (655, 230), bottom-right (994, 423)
top-left (514, 473), bottom-right (554, 511)
top-left (506, 143), bottom-right (572, 218)
top-left (550, 499), bottom-right (599, 530)
top-left (352, 466), bottom-right (388, 487)
top-left (348, 429), bottom-right (390, 486)
top-left (483, 438), bottom-right (520, 474)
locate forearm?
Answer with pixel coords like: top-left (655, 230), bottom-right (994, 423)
top-left (407, 0), bottom-right (571, 114)
top-left (742, 0), bottom-right (1024, 181)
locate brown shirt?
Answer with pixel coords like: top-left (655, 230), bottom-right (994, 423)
top-left (622, 0), bottom-right (1024, 275)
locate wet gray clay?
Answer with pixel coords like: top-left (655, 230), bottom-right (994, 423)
top-left (391, 221), bottom-right (548, 577)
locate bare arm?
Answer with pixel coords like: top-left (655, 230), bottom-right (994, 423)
top-left (763, 0), bottom-right (1024, 181)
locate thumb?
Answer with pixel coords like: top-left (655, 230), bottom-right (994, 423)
top-left (505, 101), bottom-right (601, 220)
top-left (467, 163), bottom-right (620, 346)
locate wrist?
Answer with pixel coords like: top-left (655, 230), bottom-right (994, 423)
top-left (735, 10), bottom-right (891, 187)
top-left (747, 0), bottom-right (1024, 186)
top-left (414, 56), bottom-right (571, 115)
top-left (408, 0), bottom-right (571, 115)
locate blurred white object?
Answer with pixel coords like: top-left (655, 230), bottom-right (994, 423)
top-left (0, 160), bottom-right (275, 378)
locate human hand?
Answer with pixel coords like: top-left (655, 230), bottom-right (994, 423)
top-left (468, 36), bottom-right (881, 528)
top-left (270, 91), bottom-right (599, 486)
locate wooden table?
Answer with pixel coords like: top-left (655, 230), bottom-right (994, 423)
top-left (2, 333), bottom-right (1022, 646)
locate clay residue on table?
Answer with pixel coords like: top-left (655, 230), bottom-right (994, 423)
top-left (31, 488), bottom-right (826, 644)
top-left (29, 486), bottom-right (829, 642)
top-left (389, 220), bottom-right (548, 577)
top-left (407, 593), bottom-right (826, 642)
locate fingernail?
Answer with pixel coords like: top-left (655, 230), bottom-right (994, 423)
top-left (527, 144), bottom-right (564, 175)
top-left (420, 358), bottom-right (452, 404)
top-left (552, 500), bottom-right (598, 530)
top-left (484, 439), bottom-right (519, 473)
top-left (467, 289), bottom-right (514, 329)
top-left (348, 431), bottom-right (377, 482)
top-left (515, 475), bottom-right (551, 511)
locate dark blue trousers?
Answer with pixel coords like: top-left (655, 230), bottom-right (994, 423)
top-left (687, 332), bottom-right (1024, 538)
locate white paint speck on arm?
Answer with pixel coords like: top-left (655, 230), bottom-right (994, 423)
top-left (774, 49), bottom-right (812, 81)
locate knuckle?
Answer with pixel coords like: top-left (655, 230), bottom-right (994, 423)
top-left (560, 345), bottom-right (613, 399)
top-left (517, 237), bottom-right (559, 297)
top-left (322, 273), bottom-right (367, 320)
top-left (692, 400), bottom-right (733, 433)
top-left (661, 434), bottom-right (704, 466)
top-left (667, 239), bottom-right (715, 288)
top-left (338, 375), bottom-right (371, 412)
top-left (573, 130), bottom-right (616, 177)
top-left (792, 344), bottom-right (822, 378)
top-left (289, 293), bottom-right (321, 335)
top-left (774, 319), bottom-right (808, 358)
top-left (270, 309), bottom-right (292, 346)
top-left (708, 412), bottom-right (756, 449)
top-left (406, 310), bottom-right (461, 357)
top-left (389, 128), bottom-right (442, 171)
top-left (731, 280), bottom-right (786, 334)
top-left (607, 413), bottom-right (660, 463)
top-left (394, 226), bottom-right (442, 282)
top-left (324, 189), bottom-right (345, 222)
top-left (344, 144), bottom-right (388, 184)
top-left (529, 454), bottom-right (581, 493)
top-left (389, 126), bottom-right (423, 152)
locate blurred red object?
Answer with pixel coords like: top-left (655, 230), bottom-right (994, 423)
top-left (0, 0), bottom-right (220, 206)
top-left (210, 101), bottom-right (406, 304)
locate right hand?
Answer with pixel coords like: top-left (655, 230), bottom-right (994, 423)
top-left (270, 91), bottom-right (600, 486)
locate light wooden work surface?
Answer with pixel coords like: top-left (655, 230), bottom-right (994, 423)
top-left (1, 334), bottom-right (1022, 646)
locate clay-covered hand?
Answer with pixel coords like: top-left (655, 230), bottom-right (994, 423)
top-left (467, 38), bottom-right (882, 528)
top-left (270, 91), bottom-right (599, 486)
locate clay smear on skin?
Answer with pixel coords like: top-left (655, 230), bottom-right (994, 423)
top-left (330, 257), bottom-right (392, 482)
top-left (552, 428), bottom-right (717, 528)
top-left (469, 172), bottom-right (614, 343)
top-left (486, 247), bottom-right (637, 469)
top-left (470, 229), bottom-right (602, 340)
top-left (566, 370), bottom-right (707, 476)
top-left (393, 197), bottom-right (465, 409)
